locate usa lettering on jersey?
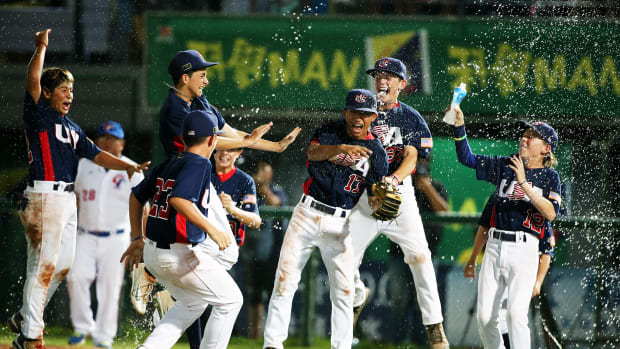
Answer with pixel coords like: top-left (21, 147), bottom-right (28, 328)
top-left (329, 153), bottom-right (370, 177)
top-left (498, 179), bottom-right (543, 202)
top-left (55, 124), bottom-right (80, 149)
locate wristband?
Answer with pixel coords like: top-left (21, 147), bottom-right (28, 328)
top-left (38, 42), bottom-right (47, 49)
top-left (131, 235), bottom-right (144, 242)
top-left (453, 135), bottom-right (467, 141)
top-left (518, 180), bottom-right (526, 186)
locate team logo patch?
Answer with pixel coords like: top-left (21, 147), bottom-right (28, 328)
top-left (421, 138), bottom-right (433, 148)
top-left (355, 94), bottom-right (367, 103)
top-left (242, 194), bottom-right (257, 204)
top-left (112, 174), bottom-right (125, 188)
top-left (378, 58), bottom-right (390, 68)
top-left (188, 130), bottom-right (196, 136)
top-left (548, 191), bottom-right (561, 204)
top-left (104, 123), bottom-right (115, 131)
top-left (181, 63), bottom-right (192, 71)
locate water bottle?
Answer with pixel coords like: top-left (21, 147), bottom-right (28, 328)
top-left (442, 82), bottom-right (467, 125)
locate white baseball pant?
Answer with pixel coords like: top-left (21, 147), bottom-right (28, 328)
top-left (18, 182), bottom-right (77, 339)
top-left (142, 239), bottom-right (242, 349)
top-left (199, 183), bottom-right (239, 270)
top-left (477, 228), bottom-right (539, 349)
top-left (263, 195), bottom-right (355, 349)
top-left (348, 177), bottom-right (443, 325)
top-left (67, 228), bottom-right (130, 343)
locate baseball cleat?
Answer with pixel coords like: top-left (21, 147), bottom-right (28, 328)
top-left (353, 286), bottom-right (371, 327)
top-left (7, 312), bottom-right (23, 334)
top-left (94, 341), bottom-right (113, 349)
top-left (13, 335), bottom-right (46, 349)
top-left (131, 263), bottom-right (155, 315)
top-left (425, 322), bottom-right (449, 349)
top-left (155, 290), bottom-right (175, 319)
top-left (67, 333), bottom-right (86, 346)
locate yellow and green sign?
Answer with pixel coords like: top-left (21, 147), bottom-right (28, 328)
top-left (145, 15), bottom-right (619, 119)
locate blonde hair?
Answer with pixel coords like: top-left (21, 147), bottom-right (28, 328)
top-left (543, 152), bottom-right (558, 168)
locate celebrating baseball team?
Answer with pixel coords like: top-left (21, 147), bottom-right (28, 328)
top-left (8, 29), bottom-right (562, 349)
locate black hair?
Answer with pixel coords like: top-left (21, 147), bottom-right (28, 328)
top-left (172, 70), bottom-right (197, 86)
top-left (183, 135), bottom-right (207, 147)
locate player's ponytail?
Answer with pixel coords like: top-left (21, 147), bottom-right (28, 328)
top-left (543, 152), bottom-right (557, 168)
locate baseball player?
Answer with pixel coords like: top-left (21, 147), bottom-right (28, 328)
top-left (65, 121), bottom-right (145, 349)
top-left (347, 57), bottom-right (449, 347)
top-left (212, 148), bottom-right (261, 245)
top-left (130, 49), bottom-right (300, 348)
top-left (453, 106), bottom-right (561, 348)
top-left (159, 49), bottom-right (301, 158)
top-left (263, 89), bottom-right (388, 349)
top-left (464, 193), bottom-right (555, 348)
top-left (8, 29), bottom-right (148, 349)
top-left (121, 110), bottom-right (242, 349)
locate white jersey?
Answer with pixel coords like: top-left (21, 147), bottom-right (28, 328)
top-left (74, 157), bottom-right (144, 231)
top-left (67, 156), bottom-right (144, 345)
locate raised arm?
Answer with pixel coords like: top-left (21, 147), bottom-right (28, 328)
top-left (217, 123), bottom-right (301, 152)
top-left (453, 106), bottom-right (477, 169)
top-left (93, 151), bottom-right (150, 180)
top-left (27, 29), bottom-right (50, 103)
top-left (306, 142), bottom-right (372, 162)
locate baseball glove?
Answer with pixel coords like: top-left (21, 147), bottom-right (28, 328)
top-left (371, 182), bottom-right (402, 221)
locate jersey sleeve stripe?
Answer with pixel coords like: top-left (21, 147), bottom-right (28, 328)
top-left (39, 130), bottom-right (55, 181)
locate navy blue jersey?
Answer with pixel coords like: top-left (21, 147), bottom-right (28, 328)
top-left (212, 166), bottom-right (259, 246)
top-left (478, 193), bottom-right (555, 256)
top-left (159, 90), bottom-right (226, 157)
top-left (370, 101), bottom-right (433, 174)
top-left (23, 92), bottom-right (101, 182)
top-left (455, 126), bottom-right (562, 239)
top-left (303, 120), bottom-right (388, 209)
top-left (133, 152), bottom-right (213, 245)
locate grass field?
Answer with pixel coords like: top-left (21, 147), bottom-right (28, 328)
top-left (0, 325), bottom-right (451, 349)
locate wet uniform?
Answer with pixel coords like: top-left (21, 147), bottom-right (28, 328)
top-left (132, 152), bottom-right (242, 349)
top-left (454, 125), bottom-right (561, 349)
top-left (347, 101), bottom-right (445, 326)
top-left (19, 92), bottom-right (101, 340)
top-left (263, 120), bottom-right (388, 349)
top-left (478, 193), bottom-right (555, 342)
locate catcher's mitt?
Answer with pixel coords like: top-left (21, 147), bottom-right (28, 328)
top-left (371, 182), bottom-right (402, 221)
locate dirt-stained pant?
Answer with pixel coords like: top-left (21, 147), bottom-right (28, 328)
top-left (19, 183), bottom-right (77, 339)
top-left (264, 195), bottom-right (354, 349)
top-left (348, 177), bottom-right (444, 326)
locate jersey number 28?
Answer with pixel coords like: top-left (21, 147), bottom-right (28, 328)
top-left (149, 178), bottom-right (175, 220)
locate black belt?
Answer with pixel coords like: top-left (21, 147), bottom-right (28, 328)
top-left (154, 241), bottom-right (197, 249)
top-left (492, 229), bottom-right (527, 243)
top-left (28, 180), bottom-right (74, 192)
top-left (301, 195), bottom-right (347, 218)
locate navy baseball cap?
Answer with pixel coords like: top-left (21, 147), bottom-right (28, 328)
top-left (168, 50), bottom-right (218, 79)
top-left (519, 121), bottom-right (558, 152)
top-left (366, 57), bottom-right (407, 81)
top-left (96, 121), bottom-right (124, 140)
top-left (344, 89), bottom-right (377, 114)
top-left (183, 110), bottom-right (224, 138)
